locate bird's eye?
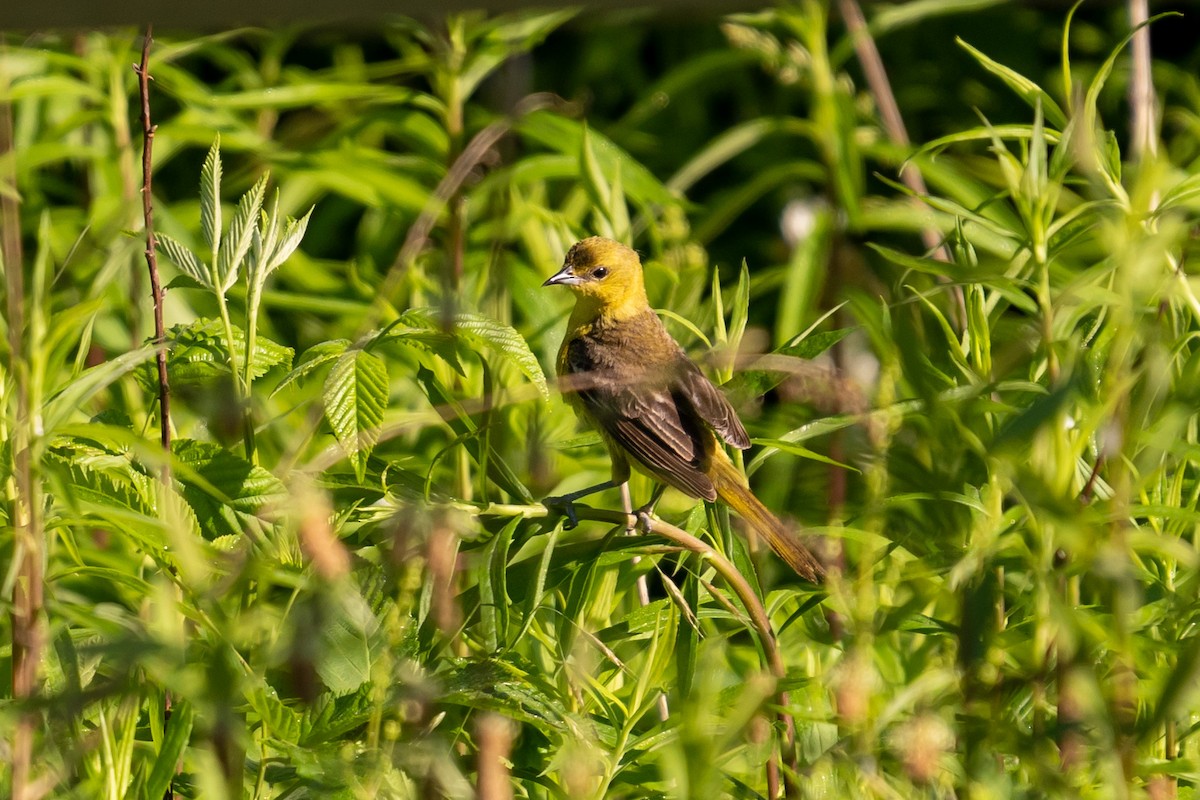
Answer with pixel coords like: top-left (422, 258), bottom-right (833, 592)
top-left (592, 267), bottom-right (608, 279)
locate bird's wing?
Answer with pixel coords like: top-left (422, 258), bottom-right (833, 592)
top-left (676, 363), bottom-right (751, 450)
top-left (567, 336), bottom-right (717, 500)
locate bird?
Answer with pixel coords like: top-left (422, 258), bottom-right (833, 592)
top-left (542, 236), bottom-right (823, 582)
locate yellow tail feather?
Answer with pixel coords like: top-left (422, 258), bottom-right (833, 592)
top-left (710, 456), bottom-right (824, 582)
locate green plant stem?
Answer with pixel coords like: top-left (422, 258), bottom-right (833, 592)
top-left (465, 500), bottom-right (789, 674)
top-left (215, 293), bottom-right (256, 460)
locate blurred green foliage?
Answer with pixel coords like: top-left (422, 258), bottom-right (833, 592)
top-left (3, 2), bottom-right (1200, 798)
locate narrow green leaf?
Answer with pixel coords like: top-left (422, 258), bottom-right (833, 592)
top-left (144, 700), bottom-right (193, 800)
top-left (580, 123), bottom-right (615, 235)
top-left (217, 173), bottom-right (268, 293)
top-left (267, 206), bottom-right (313, 274)
top-left (956, 38), bottom-right (1067, 128)
top-left (750, 438), bottom-right (860, 471)
top-left (156, 235), bottom-right (212, 291)
top-left (729, 259), bottom-right (750, 353)
top-left (516, 526), bottom-right (559, 643)
top-left (481, 517), bottom-right (519, 652)
top-left (415, 366), bottom-right (533, 503)
top-left (43, 346), bottom-right (157, 434)
top-left (201, 136), bottom-right (221, 255)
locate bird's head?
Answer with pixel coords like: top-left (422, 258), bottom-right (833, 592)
top-left (543, 236), bottom-right (648, 318)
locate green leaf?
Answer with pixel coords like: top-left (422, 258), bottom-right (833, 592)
top-left (164, 273), bottom-right (206, 292)
top-left (724, 328), bottom-right (852, 405)
top-left (517, 110), bottom-right (677, 208)
top-left (156, 234), bottom-right (212, 291)
top-left (218, 173), bottom-right (268, 293)
top-left (137, 319), bottom-right (293, 392)
top-left (992, 379), bottom-right (1074, 451)
top-left (750, 438), bottom-right (860, 471)
top-left (317, 585), bottom-right (379, 696)
top-left (400, 308), bottom-right (548, 399)
top-left (956, 37), bottom-right (1067, 128)
top-left (415, 366), bottom-right (533, 503)
top-left (43, 346), bottom-right (158, 434)
top-left (200, 136), bottom-right (221, 254)
top-left (144, 700), bottom-right (193, 800)
top-left (481, 517), bottom-right (519, 652)
top-left (173, 439), bottom-right (288, 538)
top-left (516, 526), bottom-right (559, 643)
top-left (441, 656), bottom-right (569, 735)
top-left (324, 348), bottom-right (389, 482)
top-left (272, 339), bottom-right (351, 397)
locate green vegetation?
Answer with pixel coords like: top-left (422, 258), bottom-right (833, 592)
top-left (2, 3), bottom-right (1200, 797)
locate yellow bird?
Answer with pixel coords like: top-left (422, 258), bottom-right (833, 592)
top-left (543, 236), bottom-right (823, 582)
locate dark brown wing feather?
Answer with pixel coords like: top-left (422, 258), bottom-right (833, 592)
top-left (564, 312), bottom-right (748, 501)
top-left (676, 363), bottom-right (751, 450)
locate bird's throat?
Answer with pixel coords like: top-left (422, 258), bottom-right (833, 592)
top-left (566, 289), bottom-right (649, 333)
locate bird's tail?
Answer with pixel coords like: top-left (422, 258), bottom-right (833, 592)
top-left (711, 456), bottom-right (824, 582)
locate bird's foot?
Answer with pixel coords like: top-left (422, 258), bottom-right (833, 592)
top-left (542, 495), bottom-right (580, 530)
top-left (634, 503), bottom-right (656, 533)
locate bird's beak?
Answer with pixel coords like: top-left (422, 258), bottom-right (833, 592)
top-left (543, 265), bottom-right (581, 287)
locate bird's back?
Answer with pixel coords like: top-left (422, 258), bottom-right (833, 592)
top-left (557, 308), bottom-right (748, 500)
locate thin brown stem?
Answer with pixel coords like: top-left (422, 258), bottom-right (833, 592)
top-left (135, 26), bottom-right (172, 460)
top-left (134, 28), bottom-right (178, 800)
top-left (836, 0), bottom-right (963, 325)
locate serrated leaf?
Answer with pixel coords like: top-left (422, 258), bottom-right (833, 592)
top-left (268, 207), bottom-right (313, 274)
top-left (201, 136), bottom-right (221, 254)
top-left (317, 586), bottom-right (380, 696)
top-left (272, 339), bottom-right (351, 397)
top-left (173, 439), bottom-right (288, 538)
top-left (375, 324), bottom-right (464, 376)
top-left (400, 308), bottom-right (548, 399)
top-left (324, 349), bottom-right (389, 482)
top-left (729, 260), bottom-right (750, 350)
top-left (164, 273), bottom-right (206, 291)
top-left (299, 686), bottom-right (375, 746)
top-left (441, 656), bottom-right (569, 734)
top-left (136, 319), bottom-right (293, 392)
top-left (156, 234), bottom-right (212, 291)
top-left (247, 195), bottom-right (312, 291)
top-left (244, 683), bottom-right (303, 744)
top-left (217, 173), bottom-right (268, 293)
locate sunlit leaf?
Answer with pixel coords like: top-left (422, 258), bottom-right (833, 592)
top-left (324, 348), bottom-right (389, 482)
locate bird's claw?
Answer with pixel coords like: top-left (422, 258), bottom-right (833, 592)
top-left (635, 509), bottom-right (655, 533)
top-left (542, 495), bottom-right (580, 530)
